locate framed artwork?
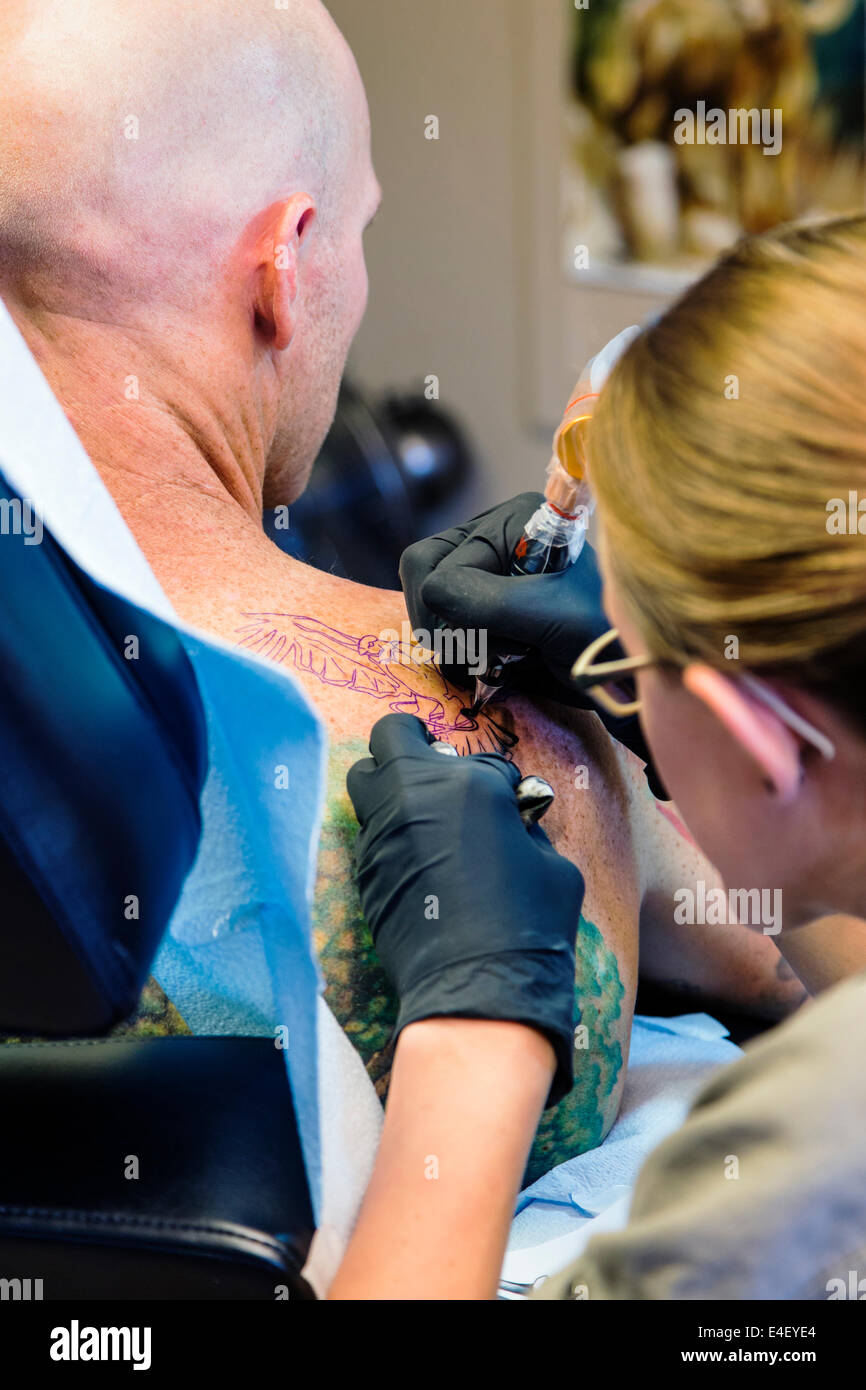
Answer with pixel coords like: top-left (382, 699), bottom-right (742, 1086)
top-left (518, 0), bottom-right (865, 430)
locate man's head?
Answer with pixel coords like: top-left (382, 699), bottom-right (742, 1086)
top-left (0, 0), bottom-right (380, 505)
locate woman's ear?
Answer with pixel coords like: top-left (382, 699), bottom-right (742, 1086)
top-left (250, 193), bottom-right (317, 352)
top-left (682, 663), bottom-right (803, 803)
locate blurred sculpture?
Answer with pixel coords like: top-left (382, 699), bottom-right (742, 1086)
top-left (568, 0), bottom-right (861, 266)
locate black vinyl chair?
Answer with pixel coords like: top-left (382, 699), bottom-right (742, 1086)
top-left (0, 470), bottom-right (316, 1298)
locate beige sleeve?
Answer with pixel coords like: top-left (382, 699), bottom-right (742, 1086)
top-left (534, 972), bottom-right (866, 1300)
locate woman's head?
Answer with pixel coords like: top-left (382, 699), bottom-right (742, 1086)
top-left (590, 214), bottom-right (866, 922)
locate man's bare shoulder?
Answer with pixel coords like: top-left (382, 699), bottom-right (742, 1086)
top-left (167, 539), bottom-right (648, 842)
top-left (232, 601), bottom-right (521, 757)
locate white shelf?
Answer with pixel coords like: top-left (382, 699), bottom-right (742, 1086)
top-left (564, 258), bottom-right (711, 298)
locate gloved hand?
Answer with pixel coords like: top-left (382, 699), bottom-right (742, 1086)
top-left (400, 495), bottom-right (669, 798)
top-left (346, 713), bottom-right (585, 1107)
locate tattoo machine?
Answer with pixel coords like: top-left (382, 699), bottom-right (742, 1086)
top-left (467, 326), bottom-right (641, 717)
top-left (430, 741), bottom-right (554, 827)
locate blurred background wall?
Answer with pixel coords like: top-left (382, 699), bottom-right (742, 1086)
top-left (327, 0), bottom-right (669, 521)
top-left (298, 0), bottom-right (862, 584)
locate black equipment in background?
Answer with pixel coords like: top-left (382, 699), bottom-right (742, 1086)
top-left (266, 381), bottom-right (472, 589)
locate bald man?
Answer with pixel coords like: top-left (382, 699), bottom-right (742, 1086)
top-left (0, 0), bottom-right (803, 1254)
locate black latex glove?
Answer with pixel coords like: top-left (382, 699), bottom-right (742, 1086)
top-left (400, 492), bottom-right (669, 799)
top-left (346, 713), bottom-right (585, 1108)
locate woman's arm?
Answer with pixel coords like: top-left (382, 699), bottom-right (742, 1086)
top-left (772, 912), bottom-right (866, 995)
top-left (328, 1018), bottom-right (554, 1300)
top-left (635, 790), bottom-right (808, 1018)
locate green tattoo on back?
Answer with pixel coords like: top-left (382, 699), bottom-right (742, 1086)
top-left (525, 915), bottom-right (625, 1186)
top-left (313, 740), bottom-right (398, 1093)
top-left (315, 739), bottom-right (627, 1185)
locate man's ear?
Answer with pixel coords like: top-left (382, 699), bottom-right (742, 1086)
top-left (682, 663), bottom-right (803, 803)
top-left (250, 194), bottom-right (317, 352)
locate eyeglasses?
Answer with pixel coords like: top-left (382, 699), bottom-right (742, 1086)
top-left (570, 627), bottom-right (836, 762)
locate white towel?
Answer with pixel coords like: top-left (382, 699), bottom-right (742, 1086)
top-left (503, 1013), bottom-right (741, 1286)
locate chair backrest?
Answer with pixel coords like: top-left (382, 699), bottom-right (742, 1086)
top-left (0, 470), bottom-right (208, 1034)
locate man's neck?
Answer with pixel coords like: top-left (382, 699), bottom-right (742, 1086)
top-left (6, 296), bottom-right (272, 542)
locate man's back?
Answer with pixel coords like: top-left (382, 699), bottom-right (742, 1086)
top-left (136, 526), bottom-right (800, 1180)
top-left (150, 530), bottom-right (643, 1177)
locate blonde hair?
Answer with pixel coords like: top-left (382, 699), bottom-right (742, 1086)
top-left (589, 214), bottom-right (866, 734)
